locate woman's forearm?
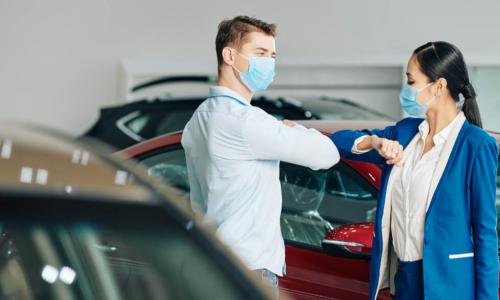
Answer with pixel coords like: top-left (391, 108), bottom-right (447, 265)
top-left (356, 135), bottom-right (378, 151)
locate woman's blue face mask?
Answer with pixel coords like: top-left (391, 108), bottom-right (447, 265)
top-left (231, 50), bottom-right (275, 93)
top-left (399, 82), bottom-right (436, 118)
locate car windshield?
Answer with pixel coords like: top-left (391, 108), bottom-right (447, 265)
top-left (0, 201), bottom-right (255, 300)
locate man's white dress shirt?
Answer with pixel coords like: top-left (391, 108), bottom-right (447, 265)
top-left (182, 86), bottom-right (339, 275)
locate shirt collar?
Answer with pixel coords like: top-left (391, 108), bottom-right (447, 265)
top-left (209, 86), bottom-right (250, 106)
top-left (418, 112), bottom-right (463, 146)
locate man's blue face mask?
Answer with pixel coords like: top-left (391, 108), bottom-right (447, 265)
top-left (399, 82), bottom-right (436, 118)
top-left (232, 50), bottom-right (275, 93)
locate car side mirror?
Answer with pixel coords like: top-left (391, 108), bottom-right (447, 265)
top-left (322, 222), bottom-right (374, 259)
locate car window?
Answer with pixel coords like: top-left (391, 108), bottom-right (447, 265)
top-left (139, 147), bottom-right (190, 199)
top-left (123, 110), bottom-right (196, 140)
top-left (250, 101), bottom-right (311, 121)
top-left (299, 99), bottom-right (393, 121)
top-left (279, 162), bottom-right (377, 248)
top-left (0, 205), bottom-right (253, 300)
top-left (153, 110), bottom-right (197, 137)
top-left (138, 148), bottom-right (377, 250)
top-left (125, 114), bottom-right (151, 135)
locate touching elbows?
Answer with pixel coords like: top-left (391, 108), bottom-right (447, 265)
top-left (310, 135), bottom-right (340, 170)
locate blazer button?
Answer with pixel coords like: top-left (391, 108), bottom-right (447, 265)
top-left (424, 238), bottom-right (430, 245)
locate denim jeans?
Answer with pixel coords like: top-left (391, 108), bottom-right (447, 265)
top-left (254, 269), bottom-right (279, 299)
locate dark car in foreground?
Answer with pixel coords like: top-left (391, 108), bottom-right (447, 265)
top-left (115, 120), bottom-right (500, 300)
top-left (0, 123), bottom-right (280, 300)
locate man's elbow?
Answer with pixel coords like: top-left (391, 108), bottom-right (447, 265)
top-left (314, 142), bottom-right (340, 170)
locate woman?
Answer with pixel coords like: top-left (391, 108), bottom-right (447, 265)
top-left (331, 41), bottom-right (498, 300)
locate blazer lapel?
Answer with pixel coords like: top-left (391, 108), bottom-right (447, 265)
top-left (402, 132), bottom-right (421, 164)
top-left (375, 128), bottom-right (421, 294)
top-left (425, 112), bottom-right (466, 211)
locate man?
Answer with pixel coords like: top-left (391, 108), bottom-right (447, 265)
top-left (181, 16), bottom-right (339, 297)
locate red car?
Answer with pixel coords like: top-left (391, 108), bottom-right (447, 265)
top-left (115, 120), bottom-right (500, 300)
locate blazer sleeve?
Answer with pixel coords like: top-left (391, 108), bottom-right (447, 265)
top-left (329, 124), bottom-right (397, 165)
top-left (471, 136), bottom-right (499, 299)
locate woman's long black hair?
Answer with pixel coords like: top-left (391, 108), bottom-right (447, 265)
top-left (413, 41), bottom-right (482, 128)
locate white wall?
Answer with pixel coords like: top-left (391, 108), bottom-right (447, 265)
top-left (1, 0), bottom-right (500, 135)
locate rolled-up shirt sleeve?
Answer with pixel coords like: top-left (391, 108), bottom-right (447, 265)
top-left (242, 108), bottom-right (340, 170)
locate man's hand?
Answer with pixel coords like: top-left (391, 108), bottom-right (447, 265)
top-left (370, 135), bottom-right (404, 166)
top-left (283, 119), bottom-right (296, 127)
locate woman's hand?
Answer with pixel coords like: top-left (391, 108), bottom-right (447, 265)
top-left (370, 135), bottom-right (404, 166)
